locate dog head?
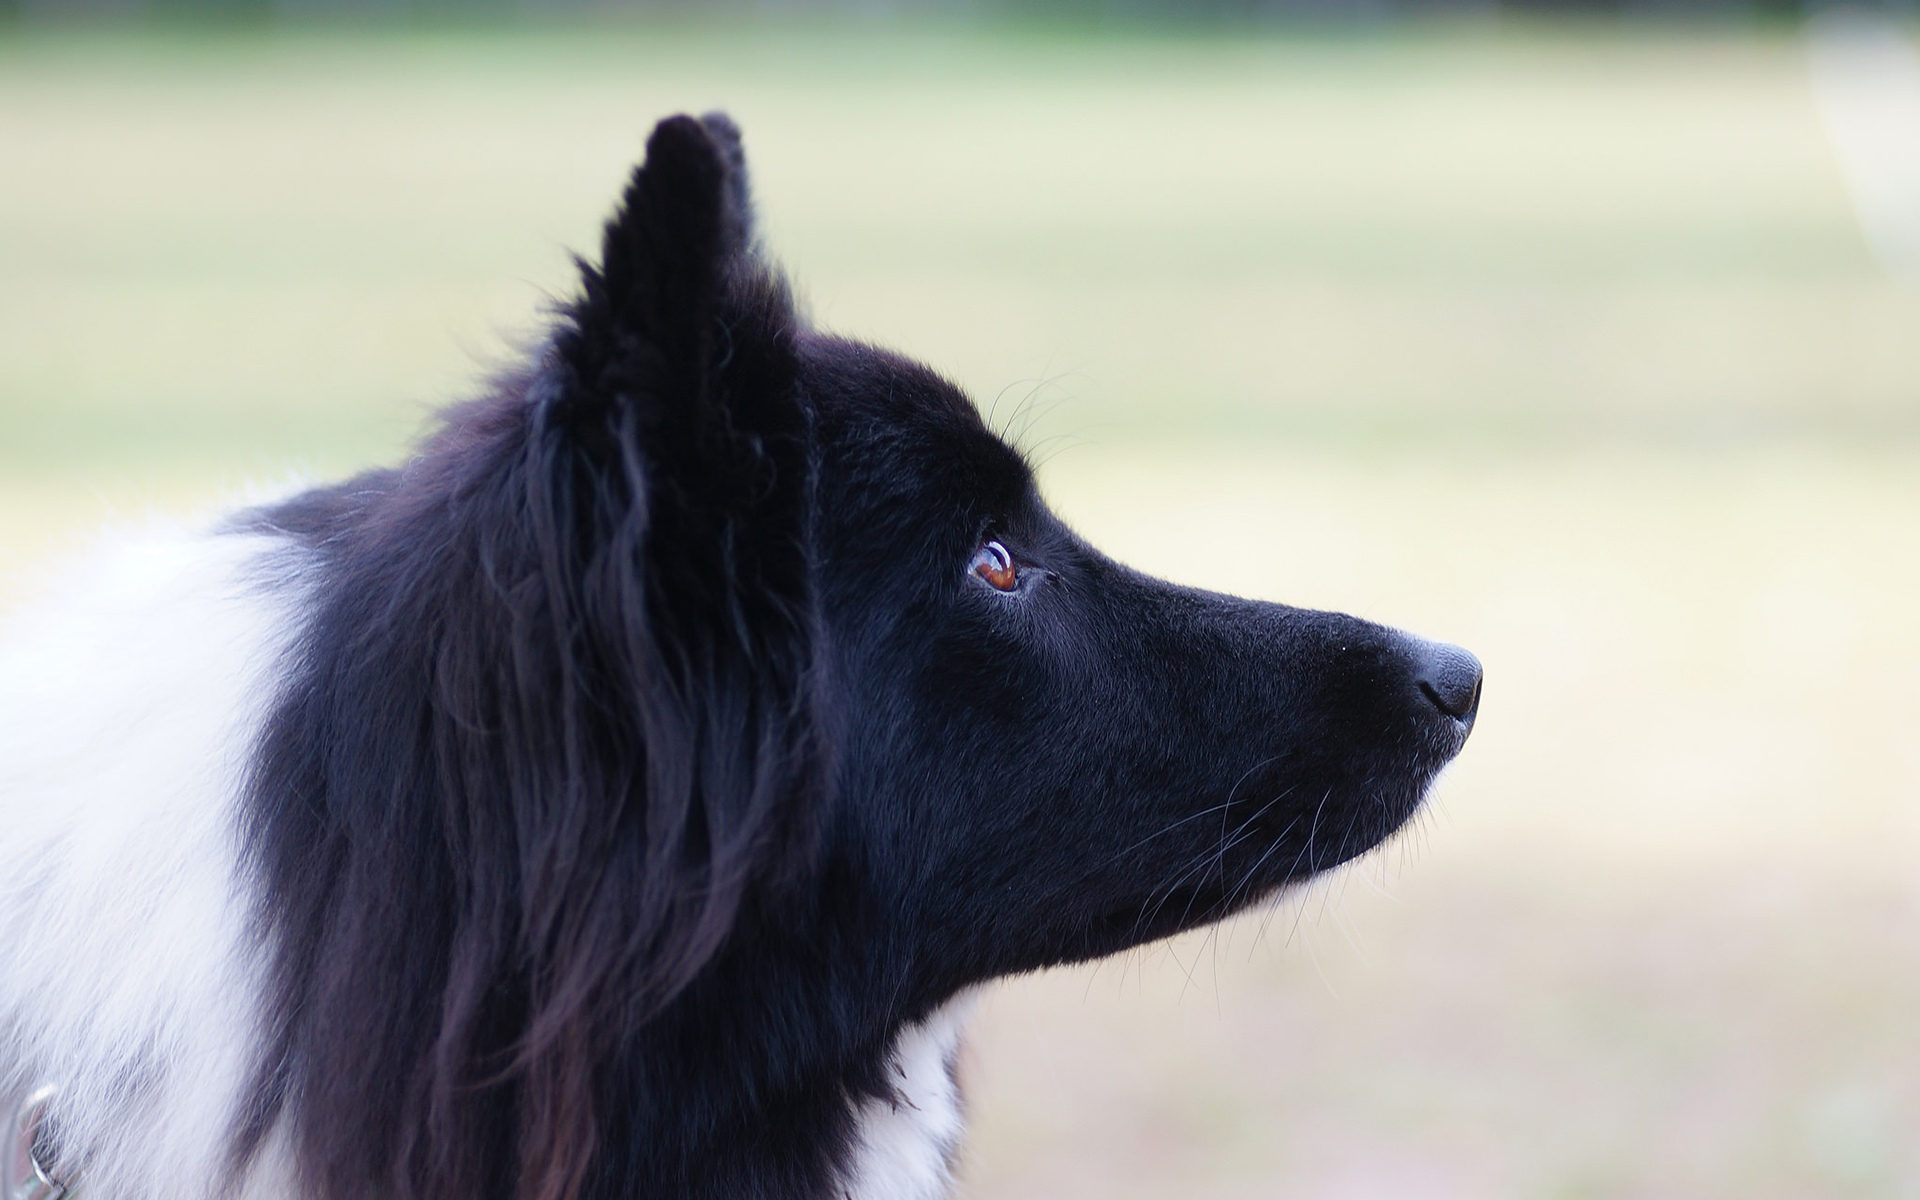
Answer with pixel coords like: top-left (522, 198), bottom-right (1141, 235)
top-left (247, 113), bottom-right (1478, 1200)
top-left (549, 112), bottom-right (1478, 985)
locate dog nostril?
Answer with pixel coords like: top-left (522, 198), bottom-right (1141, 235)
top-left (1413, 642), bottom-right (1483, 720)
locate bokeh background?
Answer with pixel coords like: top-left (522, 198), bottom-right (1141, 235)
top-left (6, 2), bottom-right (1920, 1196)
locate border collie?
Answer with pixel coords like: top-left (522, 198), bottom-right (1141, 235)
top-left (0, 114), bottom-right (1480, 1200)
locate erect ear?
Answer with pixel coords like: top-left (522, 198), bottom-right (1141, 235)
top-left (541, 108), bottom-right (821, 917)
top-left (549, 112), bottom-right (799, 479)
top-left (500, 115), bottom-right (821, 1200)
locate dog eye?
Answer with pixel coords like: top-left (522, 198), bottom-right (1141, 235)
top-left (969, 540), bottom-right (1018, 592)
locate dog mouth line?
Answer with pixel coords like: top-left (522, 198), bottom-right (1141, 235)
top-left (1105, 773), bottom-right (1445, 943)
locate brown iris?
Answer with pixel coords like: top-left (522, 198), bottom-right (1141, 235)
top-left (970, 540), bottom-right (1018, 592)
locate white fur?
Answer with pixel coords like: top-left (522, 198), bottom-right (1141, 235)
top-left (842, 993), bottom-right (974, 1200)
top-left (0, 519), bottom-right (303, 1200)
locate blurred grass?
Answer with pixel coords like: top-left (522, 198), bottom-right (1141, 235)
top-left (4, 20), bottom-right (1920, 1199)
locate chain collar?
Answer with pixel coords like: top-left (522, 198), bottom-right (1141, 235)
top-left (9, 1087), bottom-right (78, 1200)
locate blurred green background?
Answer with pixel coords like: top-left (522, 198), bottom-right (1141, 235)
top-left (6, 8), bottom-right (1920, 1198)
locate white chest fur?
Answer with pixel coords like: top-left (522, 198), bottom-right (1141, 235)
top-left (841, 994), bottom-right (975, 1200)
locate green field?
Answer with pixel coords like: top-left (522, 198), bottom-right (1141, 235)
top-left (5, 23), bottom-right (1920, 1198)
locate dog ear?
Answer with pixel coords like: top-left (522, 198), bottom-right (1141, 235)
top-left (538, 111), bottom-right (818, 895)
top-left (502, 115), bottom-right (820, 1200)
top-left (549, 111), bottom-right (791, 461)
top-left (240, 117), bottom-right (824, 1200)
top-left (546, 110), bottom-right (809, 635)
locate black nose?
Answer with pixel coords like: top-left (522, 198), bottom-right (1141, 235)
top-left (1411, 640), bottom-right (1482, 722)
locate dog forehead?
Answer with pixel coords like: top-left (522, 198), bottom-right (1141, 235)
top-left (799, 334), bottom-right (1029, 508)
top-left (798, 334), bottom-right (973, 426)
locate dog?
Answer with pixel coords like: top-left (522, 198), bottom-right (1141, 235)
top-left (0, 113), bottom-right (1479, 1200)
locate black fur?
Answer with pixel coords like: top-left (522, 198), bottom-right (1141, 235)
top-left (236, 113), bottom-right (1478, 1200)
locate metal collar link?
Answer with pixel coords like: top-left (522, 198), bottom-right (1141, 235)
top-left (10, 1087), bottom-right (79, 1200)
